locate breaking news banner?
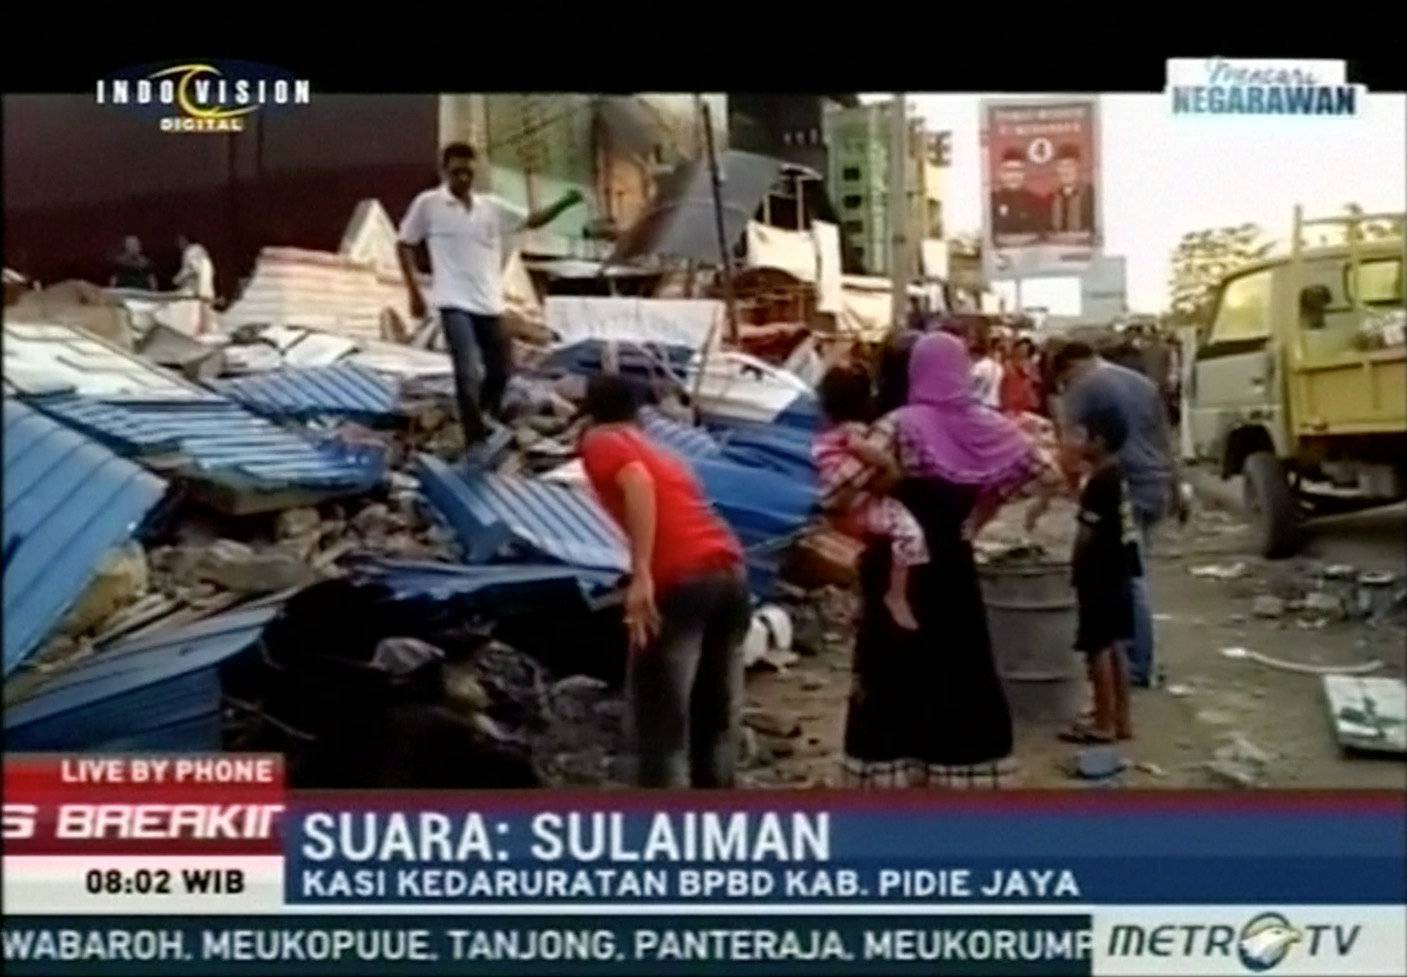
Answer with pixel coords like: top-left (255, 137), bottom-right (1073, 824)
top-left (1, 756), bottom-right (1404, 976)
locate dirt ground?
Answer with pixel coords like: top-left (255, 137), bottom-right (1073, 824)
top-left (737, 493), bottom-right (1407, 791)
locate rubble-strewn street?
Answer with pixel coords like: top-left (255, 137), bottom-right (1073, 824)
top-left (737, 499), bottom-right (1407, 790)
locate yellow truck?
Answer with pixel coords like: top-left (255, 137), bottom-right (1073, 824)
top-left (1187, 207), bottom-right (1406, 557)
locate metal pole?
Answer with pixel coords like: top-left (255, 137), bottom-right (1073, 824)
top-left (702, 100), bottom-right (739, 344)
top-left (689, 97), bottom-right (737, 424)
top-left (888, 93), bottom-right (908, 333)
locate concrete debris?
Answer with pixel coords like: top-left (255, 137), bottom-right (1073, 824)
top-left (194, 539), bottom-right (323, 594)
top-left (548, 675), bottom-right (610, 723)
top-left (276, 507), bottom-right (322, 540)
top-left (1189, 563), bottom-right (1247, 580)
top-left (370, 637), bottom-right (445, 679)
top-left (756, 648), bottom-right (801, 673)
top-left (443, 665), bottom-right (492, 715)
top-left (1323, 675), bottom-right (1407, 755)
top-left (744, 709), bottom-right (801, 739)
top-left (351, 502), bottom-right (400, 539)
top-left (1252, 595), bottom-right (1286, 619)
top-left (1301, 591), bottom-right (1344, 617)
top-left (58, 543), bottom-right (150, 638)
top-left (470, 712), bottom-right (518, 745)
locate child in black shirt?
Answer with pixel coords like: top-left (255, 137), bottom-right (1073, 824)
top-left (1060, 404), bottom-right (1143, 744)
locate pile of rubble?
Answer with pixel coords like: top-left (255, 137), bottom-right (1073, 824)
top-left (4, 275), bottom-right (832, 788)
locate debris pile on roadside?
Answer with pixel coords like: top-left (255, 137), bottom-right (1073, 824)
top-left (4, 271), bottom-right (837, 789)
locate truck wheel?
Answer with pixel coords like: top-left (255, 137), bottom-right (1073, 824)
top-left (1243, 452), bottom-right (1301, 558)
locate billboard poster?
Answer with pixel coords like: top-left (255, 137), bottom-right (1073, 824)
top-left (981, 98), bottom-right (1102, 278)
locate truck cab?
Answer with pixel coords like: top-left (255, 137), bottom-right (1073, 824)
top-left (1187, 207), bottom-right (1405, 556)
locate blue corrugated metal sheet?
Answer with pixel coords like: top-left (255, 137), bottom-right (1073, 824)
top-left (639, 407), bottom-right (723, 459)
top-left (710, 418), bottom-right (819, 484)
top-left (4, 602), bottom-right (280, 751)
top-left (350, 557), bottom-right (620, 603)
top-left (28, 395), bottom-right (386, 492)
top-left (4, 399), bottom-right (168, 675)
top-left (417, 456), bottom-right (629, 571)
top-left (207, 364), bottom-right (400, 422)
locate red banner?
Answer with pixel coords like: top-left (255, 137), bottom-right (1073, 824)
top-left (3, 754), bottom-right (284, 855)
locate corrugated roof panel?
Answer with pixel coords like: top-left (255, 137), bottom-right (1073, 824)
top-left (207, 364), bottom-right (400, 422)
top-left (4, 602), bottom-right (279, 751)
top-left (350, 557), bottom-right (620, 603)
top-left (417, 456), bottom-right (629, 571)
top-left (29, 396), bottom-right (386, 492)
top-left (2, 321), bottom-right (217, 401)
top-left (3, 399), bottom-right (168, 675)
top-left (639, 407), bottom-right (723, 460)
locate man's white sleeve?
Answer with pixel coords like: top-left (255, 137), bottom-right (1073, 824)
top-left (496, 196), bottom-right (529, 236)
top-left (398, 193), bottom-right (429, 245)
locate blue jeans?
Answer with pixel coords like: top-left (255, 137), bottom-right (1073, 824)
top-left (440, 308), bottom-right (510, 445)
top-left (1128, 511), bottom-right (1158, 687)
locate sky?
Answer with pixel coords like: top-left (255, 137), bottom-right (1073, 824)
top-left (869, 92), bottom-right (1406, 313)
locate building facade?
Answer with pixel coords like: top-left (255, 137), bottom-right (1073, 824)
top-left (822, 102), bottom-right (947, 276)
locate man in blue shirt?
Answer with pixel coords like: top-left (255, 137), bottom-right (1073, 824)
top-left (1052, 341), bottom-right (1185, 687)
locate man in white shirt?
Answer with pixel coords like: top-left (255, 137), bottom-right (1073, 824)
top-left (173, 234), bottom-right (216, 334)
top-left (969, 335), bottom-right (1003, 409)
top-left (398, 142), bottom-right (583, 455)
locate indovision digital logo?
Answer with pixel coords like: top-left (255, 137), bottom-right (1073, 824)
top-left (96, 60), bottom-right (311, 133)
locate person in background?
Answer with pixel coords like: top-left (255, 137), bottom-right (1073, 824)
top-left (835, 332), bottom-right (1063, 789)
top-left (1062, 404), bottom-right (1140, 744)
top-left (969, 335), bottom-right (1003, 410)
top-left (814, 363), bottom-right (929, 631)
top-left (398, 142), bottom-right (583, 460)
top-left (1048, 144), bottom-right (1097, 236)
top-left (1051, 341), bottom-right (1185, 688)
top-left (110, 236), bottom-right (156, 291)
top-left (173, 233), bottom-right (216, 334)
top-left (579, 374), bottom-right (749, 789)
top-left (999, 336), bottom-right (1041, 415)
top-left (991, 149), bottom-right (1043, 238)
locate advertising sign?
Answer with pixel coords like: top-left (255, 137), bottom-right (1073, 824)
top-left (982, 98), bottom-right (1102, 278)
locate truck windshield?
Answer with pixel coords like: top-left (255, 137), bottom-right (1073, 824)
top-left (1348, 258), bottom-right (1404, 307)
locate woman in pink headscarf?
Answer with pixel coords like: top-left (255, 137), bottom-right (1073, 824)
top-left (826, 331), bottom-right (1062, 789)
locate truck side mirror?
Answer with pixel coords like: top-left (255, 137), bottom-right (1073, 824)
top-left (1299, 285), bottom-right (1332, 329)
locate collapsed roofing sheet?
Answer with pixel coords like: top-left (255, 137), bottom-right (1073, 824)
top-left (639, 407), bottom-right (724, 460)
top-left (3, 321), bottom-right (217, 400)
top-left (30, 396), bottom-right (386, 494)
top-left (350, 557), bottom-right (620, 605)
top-left (221, 247), bottom-right (411, 344)
top-left (417, 457), bottom-right (628, 571)
top-left (5, 602), bottom-right (280, 751)
top-left (545, 296), bottom-right (724, 352)
top-left (207, 363), bottom-right (400, 422)
top-left (608, 150), bottom-right (784, 267)
top-left (3, 399), bottom-right (168, 676)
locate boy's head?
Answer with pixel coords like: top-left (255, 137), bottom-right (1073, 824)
top-left (818, 363), bottom-right (874, 425)
top-left (1075, 404), bottom-right (1128, 462)
top-left (583, 373), bottom-right (639, 425)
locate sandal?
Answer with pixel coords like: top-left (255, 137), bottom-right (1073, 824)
top-left (1058, 722), bottom-right (1116, 744)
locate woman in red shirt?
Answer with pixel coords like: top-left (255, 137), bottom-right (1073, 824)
top-left (579, 374), bottom-right (749, 788)
top-left (999, 336), bottom-right (1042, 415)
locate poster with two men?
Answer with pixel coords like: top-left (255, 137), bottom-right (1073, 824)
top-left (982, 98), bottom-right (1101, 278)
